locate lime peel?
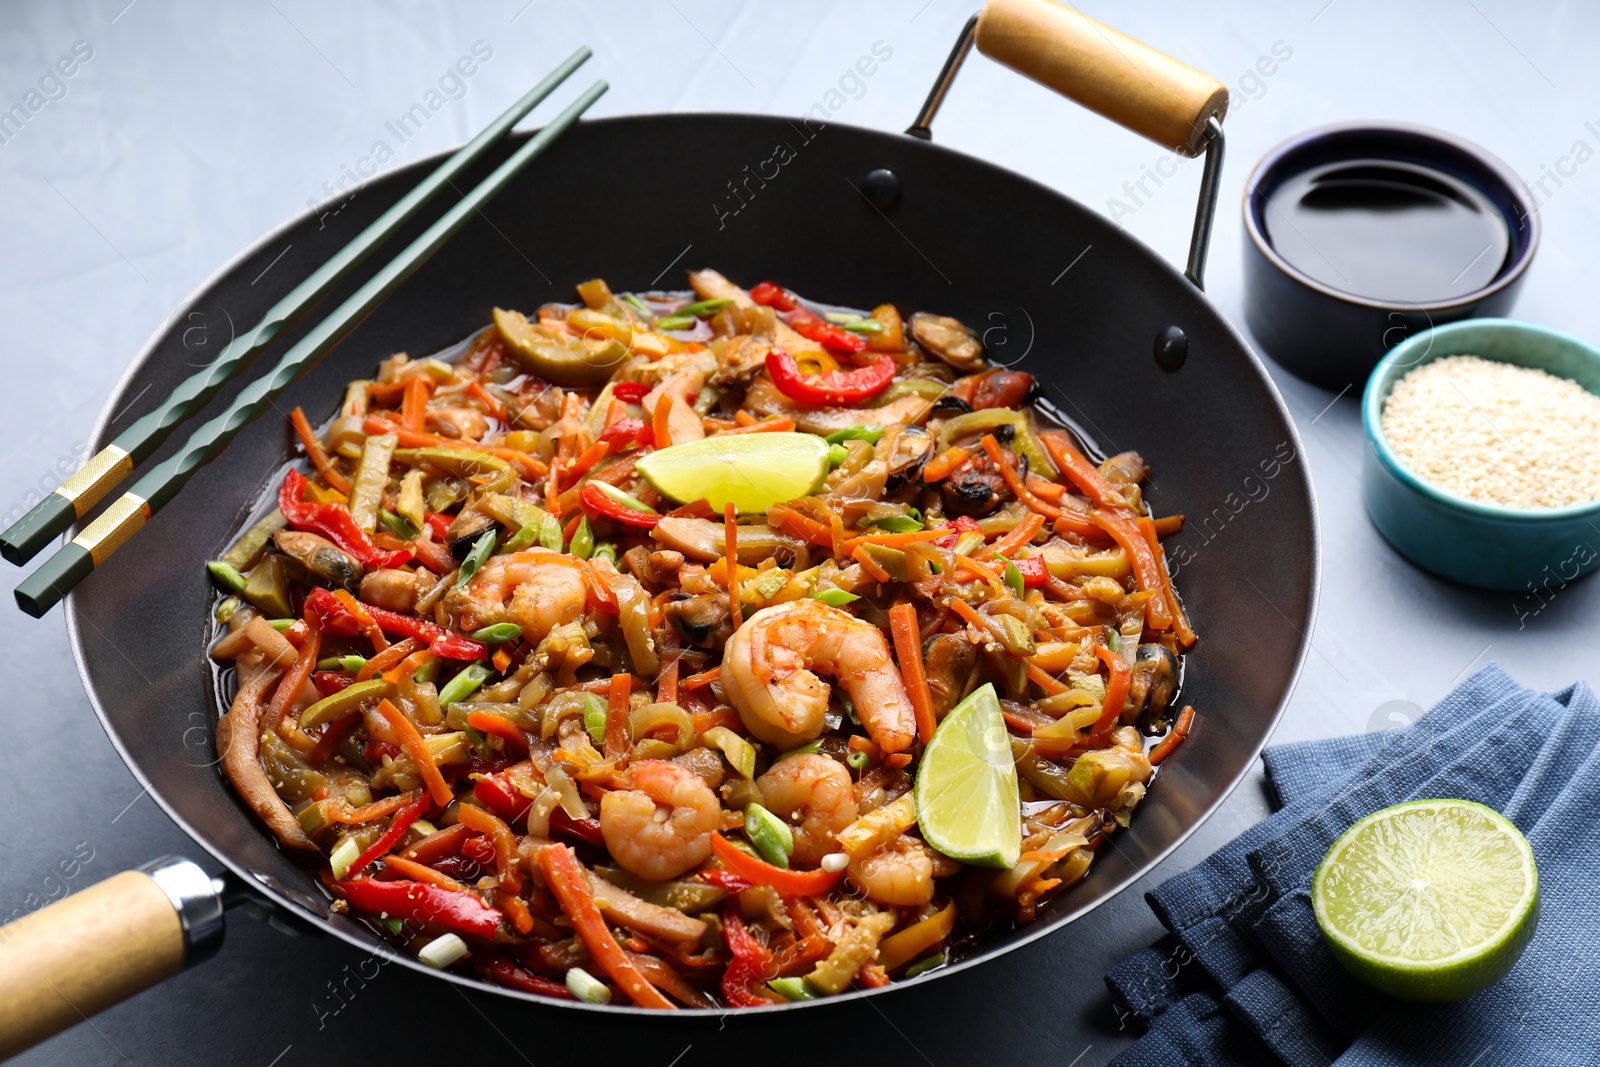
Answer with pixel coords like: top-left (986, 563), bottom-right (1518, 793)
top-left (914, 683), bottom-right (1020, 868)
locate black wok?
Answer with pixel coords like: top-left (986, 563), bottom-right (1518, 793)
top-left (0, 0), bottom-right (1316, 1050)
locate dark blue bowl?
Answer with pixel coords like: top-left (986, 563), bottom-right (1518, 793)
top-left (1243, 121), bottom-right (1538, 391)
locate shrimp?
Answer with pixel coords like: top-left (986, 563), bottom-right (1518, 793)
top-left (848, 834), bottom-right (935, 907)
top-left (442, 550), bottom-right (587, 640)
top-left (722, 600), bottom-right (917, 754)
top-left (600, 759), bottom-right (722, 880)
top-left (756, 754), bottom-right (859, 867)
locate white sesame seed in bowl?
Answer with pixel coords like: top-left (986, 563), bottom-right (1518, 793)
top-left (1362, 319), bottom-right (1600, 590)
top-left (1380, 355), bottom-right (1600, 509)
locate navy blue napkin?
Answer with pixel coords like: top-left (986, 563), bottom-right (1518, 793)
top-left (1106, 665), bottom-right (1600, 1067)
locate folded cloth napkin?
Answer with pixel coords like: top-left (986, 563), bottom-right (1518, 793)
top-left (1106, 664), bottom-right (1600, 1067)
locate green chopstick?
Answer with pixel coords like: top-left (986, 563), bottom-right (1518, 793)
top-left (0, 46), bottom-right (592, 567)
top-left (15, 79), bottom-right (609, 618)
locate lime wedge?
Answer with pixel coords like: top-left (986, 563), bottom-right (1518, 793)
top-left (914, 683), bottom-right (1020, 868)
top-left (635, 432), bottom-right (830, 514)
top-left (1313, 799), bottom-right (1539, 1002)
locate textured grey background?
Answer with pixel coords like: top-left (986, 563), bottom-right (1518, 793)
top-left (2, 1), bottom-right (1599, 1064)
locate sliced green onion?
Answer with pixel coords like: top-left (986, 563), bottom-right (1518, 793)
top-left (767, 976), bottom-right (817, 1001)
top-left (1003, 559), bottom-right (1025, 598)
top-left (503, 522), bottom-right (539, 552)
top-left (463, 724), bottom-right (492, 757)
top-left (569, 516), bottom-right (594, 559)
top-left (329, 836), bottom-right (361, 880)
top-left (591, 541), bottom-right (618, 564)
top-left (1108, 629), bottom-right (1120, 653)
top-left (621, 293), bottom-right (653, 318)
top-left (811, 587), bottom-right (860, 607)
top-left (777, 740), bottom-right (823, 760)
top-left (566, 967), bottom-right (612, 1004)
top-left (414, 658), bottom-right (442, 685)
top-left (583, 693), bottom-right (608, 746)
top-left (842, 319), bottom-right (884, 334)
top-left (439, 663), bottom-right (491, 708)
top-left (827, 443), bottom-right (848, 468)
top-left (418, 932), bottom-right (470, 969)
top-left (539, 512), bottom-right (564, 552)
top-left (865, 515), bottom-right (924, 534)
top-left (206, 560), bottom-right (248, 594)
top-left (743, 803), bottom-right (794, 868)
top-left (841, 693), bottom-right (859, 726)
top-left (952, 531), bottom-right (986, 557)
top-left (455, 529), bottom-right (497, 589)
top-left (823, 310), bottom-right (864, 324)
top-left (679, 297), bottom-right (731, 317)
top-left (656, 314), bottom-right (696, 331)
top-left (214, 596), bottom-right (241, 624)
top-left (471, 623), bottom-right (522, 644)
top-left (316, 654), bottom-right (368, 673)
top-left (824, 425), bottom-right (884, 445)
top-left (267, 618), bottom-right (295, 632)
top-left (379, 508), bottom-right (420, 540)
top-left (846, 749), bottom-right (870, 771)
top-left (379, 916), bottom-right (405, 937)
top-left (590, 481), bottom-right (657, 514)
top-left (903, 949), bottom-right (949, 979)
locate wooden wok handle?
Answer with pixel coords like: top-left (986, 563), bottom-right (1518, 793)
top-left (0, 861), bottom-right (223, 1060)
top-left (975, 0), bottom-right (1227, 156)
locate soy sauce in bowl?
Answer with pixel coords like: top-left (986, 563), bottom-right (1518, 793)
top-left (1264, 160), bottom-right (1511, 304)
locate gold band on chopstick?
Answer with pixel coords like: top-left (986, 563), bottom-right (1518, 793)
top-left (55, 446), bottom-right (135, 517)
top-left (70, 493), bottom-right (150, 567)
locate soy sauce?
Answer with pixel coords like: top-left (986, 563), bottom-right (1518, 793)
top-left (1264, 159), bottom-right (1511, 303)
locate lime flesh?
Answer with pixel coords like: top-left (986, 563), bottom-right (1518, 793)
top-left (914, 684), bottom-right (1020, 868)
top-left (1313, 799), bottom-right (1538, 1002)
top-left (634, 432), bottom-right (829, 514)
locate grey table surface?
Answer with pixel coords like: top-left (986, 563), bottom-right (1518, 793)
top-left (3, 1), bottom-right (1599, 1064)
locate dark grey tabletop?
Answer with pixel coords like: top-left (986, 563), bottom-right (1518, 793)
top-left (3, 1), bottom-right (1598, 1064)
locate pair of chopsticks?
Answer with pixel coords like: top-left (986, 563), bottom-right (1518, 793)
top-left (11, 51), bottom-right (606, 618)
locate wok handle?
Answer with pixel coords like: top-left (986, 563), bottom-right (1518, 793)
top-left (974, 0), bottom-right (1227, 157)
top-left (0, 859), bottom-right (223, 1060)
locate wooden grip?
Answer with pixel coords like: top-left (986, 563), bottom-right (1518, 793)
top-left (0, 871), bottom-right (185, 1060)
top-left (975, 0), bottom-right (1227, 156)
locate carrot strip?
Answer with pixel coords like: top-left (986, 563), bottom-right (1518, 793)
top-left (980, 434), bottom-right (1064, 521)
top-left (267, 624), bottom-right (321, 754)
top-left (767, 504), bottom-right (834, 548)
top-left (604, 672), bottom-right (632, 760)
top-left (1038, 430), bottom-right (1125, 510)
top-left (537, 844), bottom-right (676, 1009)
top-left (656, 657), bottom-right (680, 707)
top-left (838, 527), bottom-right (949, 554)
top-left (690, 705), bottom-right (741, 734)
top-left (889, 603), bottom-right (936, 745)
top-left (457, 803), bottom-right (522, 892)
top-left (496, 888), bottom-right (536, 935)
top-left (357, 637), bottom-right (422, 681)
top-left (361, 416), bottom-right (547, 476)
top-left (337, 788), bottom-right (423, 824)
top-left (381, 853), bottom-right (472, 893)
top-left (953, 553), bottom-right (1007, 591)
top-left (1152, 514), bottom-right (1184, 537)
top-left (401, 374), bottom-right (431, 432)
top-left (682, 666), bottom-right (721, 692)
top-left (382, 646), bottom-right (435, 685)
top-left (653, 393), bottom-right (673, 451)
top-left (717, 415), bottom-right (794, 435)
top-left (991, 513), bottom-right (1045, 558)
top-left (376, 698), bottom-right (453, 806)
top-left (491, 646), bottom-right (513, 674)
top-left (920, 446), bottom-right (970, 483)
top-left (561, 439), bottom-right (613, 489)
top-left (734, 409), bottom-right (756, 427)
top-left (289, 407), bottom-right (353, 495)
top-left (1024, 660), bottom-right (1070, 696)
top-left (1139, 516), bottom-right (1196, 648)
top-left (466, 380), bottom-right (508, 421)
top-left (466, 709), bottom-right (529, 752)
top-left (852, 544), bottom-right (891, 583)
top-left (1149, 705), bottom-right (1196, 765)
top-left (1024, 473), bottom-right (1068, 503)
top-left (1052, 510), bottom-right (1106, 539)
top-left (725, 504), bottom-right (742, 627)
top-left (1091, 510), bottom-right (1174, 630)
top-left (947, 598), bottom-right (993, 638)
top-left (579, 559), bottom-right (617, 613)
top-left (1089, 645), bottom-right (1132, 743)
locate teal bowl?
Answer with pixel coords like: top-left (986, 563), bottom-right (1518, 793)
top-left (1362, 319), bottom-right (1600, 591)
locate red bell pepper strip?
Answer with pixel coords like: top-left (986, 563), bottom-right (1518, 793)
top-left (423, 512), bottom-right (453, 539)
top-left (578, 481), bottom-right (661, 528)
top-left (537, 844), bottom-right (676, 1009)
top-left (765, 349), bottom-right (893, 406)
top-left (749, 281), bottom-right (797, 312)
top-left (279, 470), bottom-right (414, 568)
top-left (304, 587), bottom-right (488, 660)
top-left (721, 902), bottom-right (781, 1007)
top-left (751, 281), bottom-right (869, 353)
top-left (932, 515), bottom-right (984, 549)
top-left (610, 381), bottom-right (648, 405)
top-left (549, 805), bottom-right (606, 848)
top-left (344, 791), bottom-right (432, 879)
top-left (473, 772), bottom-right (530, 823)
top-left (597, 417), bottom-right (653, 451)
top-left (696, 868), bottom-right (755, 894)
top-left (484, 954), bottom-right (575, 998)
top-left (1011, 555), bottom-right (1049, 588)
top-left (708, 833), bottom-right (844, 896)
top-left (340, 878), bottom-right (503, 939)
top-left (312, 671), bottom-right (353, 697)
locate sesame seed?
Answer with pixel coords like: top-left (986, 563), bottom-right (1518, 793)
top-left (1380, 354), bottom-right (1600, 509)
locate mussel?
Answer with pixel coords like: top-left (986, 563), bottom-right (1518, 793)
top-left (273, 530), bottom-right (361, 593)
top-left (1129, 643), bottom-right (1179, 733)
top-left (663, 592), bottom-right (735, 649)
top-left (880, 425), bottom-right (936, 493)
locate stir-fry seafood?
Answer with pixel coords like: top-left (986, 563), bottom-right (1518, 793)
top-left (207, 270), bottom-right (1198, 1007)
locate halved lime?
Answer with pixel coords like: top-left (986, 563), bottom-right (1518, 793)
top-left (1313, 799), bottom-right (1538, 1002)
top-left (635, 431), bottom-right (830, 514)
top-left (914, 683), bottom-right (1020, 868)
